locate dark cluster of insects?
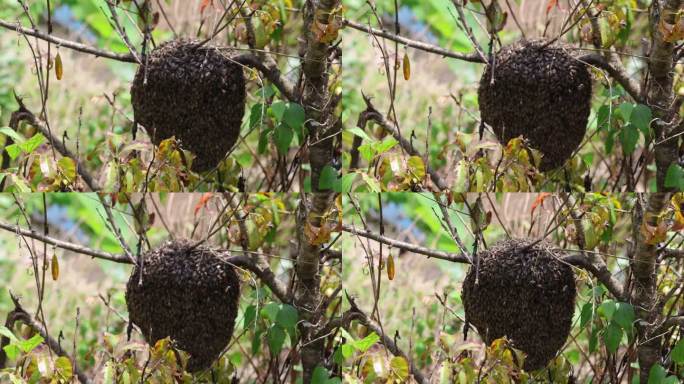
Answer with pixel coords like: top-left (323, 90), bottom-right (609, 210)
top-left (479, 39), bottom-right (592, 171)
top-left (131, 39), bottom-right (246, 172)
top-left (462, 238), bottom-right (577, 370)
top-left (125, 240), bottom-right (241, 372)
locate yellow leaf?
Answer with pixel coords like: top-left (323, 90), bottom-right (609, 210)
top-left (402, 51), bottom-right (410, 81)
top-left (387, 254), bottom-right (395, 280)
top-left (51, 254), bottom-right (59, 281)
top-left (55, 52), bottom-right (63, 81)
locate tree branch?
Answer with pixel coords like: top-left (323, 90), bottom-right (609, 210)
top-left (360, 96), bottom-right (448, 190)
top-left (347, 295), bottom-right (428, 384)
top-left (0, 19), bottom-right (299, 107)
top-left (344, 223), bottom-right (627, 301)
top-left (0, 292), bottom-right (91, 384)
top-left (343, 19), bottom-right (483, 63)
top-left (342, 223), bottom-right (469, 263)
top-left (232, 53), bottom-right (297, 102)
top-left (0, 220), bottom-right (290, 303)
top-left (578, 53), bottom-right (643, 103)
top-left (0, 18), bottom-right (137, 63)
top-left (8, 95), bottom-right (101, 191)
top-left (0, 220), bottom-right (129, 263)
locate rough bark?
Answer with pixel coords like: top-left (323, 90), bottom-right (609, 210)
top-left (295, 1), bottom-right (340, 382)
top-left (647, 0), bottom-right (682, 191)
top-left (632, 193), bottom-right (670, 382)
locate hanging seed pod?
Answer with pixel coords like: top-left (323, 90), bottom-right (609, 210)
top-left (461, 238), bottom-right (576, 370)
top-left (130, 39), bottom-right (246, 172)
top-left (478, 39), bottom-right (592, 171)
top-left (125, 240), bottom-right (240, 372)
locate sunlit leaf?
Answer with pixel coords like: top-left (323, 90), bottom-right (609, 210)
top-left (390, 356), bottom-right (409, 380)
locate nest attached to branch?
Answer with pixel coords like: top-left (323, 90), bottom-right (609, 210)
top-left (478, 39), bottom-right (592, 171)
top-left (125, 240), bottom-right (240, 372)
top-left (461, 238), bottom-right (576, 370)
top-left (130, 39), bottom-right (246, 172)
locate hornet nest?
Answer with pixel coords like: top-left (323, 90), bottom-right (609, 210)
top-left (130, 39), bottom-right (246, 172)
top-left (478, 39), bottom-right (592, 171)
top-left (461, 238), bottom-right (576, 370)
top-left (125, 240), bottom-right (240, 372)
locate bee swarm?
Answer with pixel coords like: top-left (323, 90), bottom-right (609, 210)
top-left (478, 39), bottom-right (592, 171)
top-left (461, 238), bottom-right (576, 370)
top-left (125, 240), bottom-right (240, 372)
top-left (130, 39), bottom-right (246, 172)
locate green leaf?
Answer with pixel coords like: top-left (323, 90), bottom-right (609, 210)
top-left (375, 137), bottom-right (398, 154)
top-left (648, 364), bottom-right (666, 384)
top-left (613, 302), bottom-right (635, 330)
top-left (390, 356), bottom-right (409, 380)
top-left (354, 332), bottom-right (379, 352)
top-left (341, 343), bottom-right (354, 359)
top-left (580, 302), bottom-right (593, 328)
top-left (18, 333), bottom-right (44, 353)
top-left (57, 157), bottom-right (77, 183)
top-left (267, 325), bottom-right (286, 355)
top-left (620, 123), bottom-right (639, 154)
top-left (270, 101), bottom-right (286, 121)
top-left (55, 356), bottom-right (73, 380)
top-left (258, 127), bottom-right (272, 154)
top-left (347, 127), bottom-right (374, 143)
top-left (604, 322), bottom-right (623, 354)
top-left (283, 103), bottom-right (305, 130)
top-left (407, 156), bottom-right (426, 180)
top-left (251, 329), bottom-right (263, 354)
top-left (0, 127), bottom-right (25, 143)
top-left (318, 165), bottom-right (338, 191)
top-left (19, 133), bottom-right (45, 154)
top-left (671, 338), bottom-right (684, 364)
top-left (2, 344), bottom-right (20, 361)
top-left (249, 103), bottom-right (265, 129)
top-left (596, 105), bottom-right (611, 129)
top-left (665, 164), bottom-right (684, 189)
top-left (243, 305), bottom-right (257, 328)
top-left (275, 304), bottom-right (298, 329)
top-left (5, 144), bottom-right (21, 160)
top-left (0, 326), bottom-right (18, 344)
top-left (598, 299), bottom-right (617, 321)
top-left (312, 366), bottom-right (330, 384)
top-left (340, 172), bottom-right (357, 193)
top-left (103, 361), bottom-right (116, 384)
top-left (618, 103), bottom-right (634, 121)
top-left (589, 326), bottom-right (598, 353)
top-left (360, 172), bottom-right (381, 192)
top-left (631, 104), bottom-right (652, 135)
top-left (261, 302), bottom-right (280, 322)
top-left (358, 143), bottom-right (374, 163)
top-left (273, 124), bottom-right (293, 154)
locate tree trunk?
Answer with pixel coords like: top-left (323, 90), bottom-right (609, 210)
top-left (632, 193), bottom-right (670, 382)
top-left (296, 1), bottom-right (340, 382)
top-left (647, 0), bottom-right (682, 191)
